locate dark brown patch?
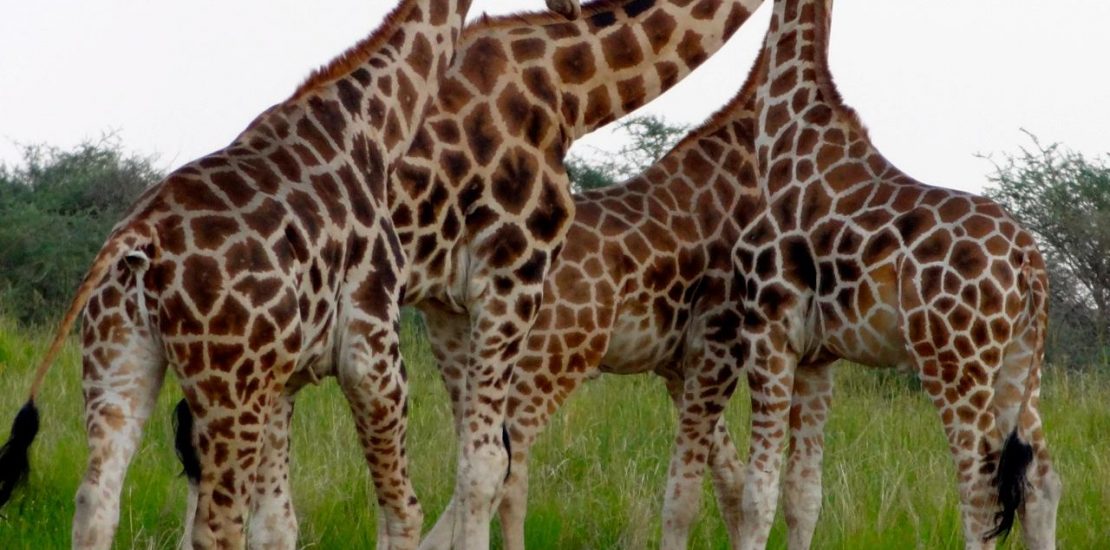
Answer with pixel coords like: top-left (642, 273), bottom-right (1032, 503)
top-left (553, 42), bottom-right (597, 85)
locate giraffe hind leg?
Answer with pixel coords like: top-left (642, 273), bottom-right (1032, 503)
top-left (993, 318), bottom-right (1059, 549)
top-left (782, 362), bottom-right (834, 550)
top-left (247, 393), bottom-right (298, 549)
top-left (73, 284), bottom-right (167, 549)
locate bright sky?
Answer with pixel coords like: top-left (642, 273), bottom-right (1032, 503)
top-left (1, 1), bottom-right (1107, 194)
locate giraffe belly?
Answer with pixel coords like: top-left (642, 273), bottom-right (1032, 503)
top-left (599, 311), bottom-right (684, 374)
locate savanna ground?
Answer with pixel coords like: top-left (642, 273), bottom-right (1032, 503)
top-left (0, 315), bottom-right (1106, 549)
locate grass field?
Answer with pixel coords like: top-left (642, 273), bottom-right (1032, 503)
top-left (0, 315), bottom-right (1107, 549)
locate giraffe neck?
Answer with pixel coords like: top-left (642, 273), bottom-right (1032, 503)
top-left (593, 63), bottom-right (761, 231)
top-left (281, 0), bottom-right (475, 159)
top-left (485, 0), bottom-right (763, 140)
top-left (756, 0), bottom-right (877, 197)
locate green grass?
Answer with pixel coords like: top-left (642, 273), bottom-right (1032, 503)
top-left (0, 316), bottom-right (1107, 548)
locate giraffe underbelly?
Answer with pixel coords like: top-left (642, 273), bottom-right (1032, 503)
top-left (599, 306), bottom-right (686, 374)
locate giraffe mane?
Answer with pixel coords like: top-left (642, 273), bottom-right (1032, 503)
top-left (291, 0), bottom-right (419, 99)
top-left (460, 0), bottom-right (633, 39)
top-left (672, 49), bottom-right (767, 151)
top-left (809, 0), bottom-right (871, 140)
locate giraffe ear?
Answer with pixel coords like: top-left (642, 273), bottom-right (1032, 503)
top-left (123, 249), bottom-right (151, 273)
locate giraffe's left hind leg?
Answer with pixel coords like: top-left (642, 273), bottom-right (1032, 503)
top-left (782, 362), bottom-right (834, 550)
top-left (73, 286), bottom-right (166, 550)
top-left (247, 393), bottom-right (297, 549)
top-left (179, 360), bottom-right (280, 550)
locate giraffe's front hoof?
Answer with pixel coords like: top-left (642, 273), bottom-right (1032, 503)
top-left (545, 0), bottom-right (581, 20)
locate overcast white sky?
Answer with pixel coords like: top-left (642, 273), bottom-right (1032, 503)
top-left (1, 1), bottom-right (1107, 194)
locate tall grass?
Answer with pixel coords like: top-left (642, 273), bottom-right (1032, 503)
top-left (0, 316), bottom-right (1106, 548)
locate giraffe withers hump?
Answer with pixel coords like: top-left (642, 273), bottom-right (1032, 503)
top-left (732, 0), bottom-right (1060, 548)
top-left (0, 0), bottom-right (582, 548)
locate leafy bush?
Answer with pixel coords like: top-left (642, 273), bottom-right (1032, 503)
top-left (0, 138), bottom-right (161, 325)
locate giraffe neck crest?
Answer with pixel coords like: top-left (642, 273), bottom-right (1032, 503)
top-left (672, 50), bottom-right (765, 152)
top-left (762, 0), bottom-right (868, 141)
top-left (292, 0), bottom-right (468, 100)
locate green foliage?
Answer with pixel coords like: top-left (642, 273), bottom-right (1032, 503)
top-left (567, 115), bottom-right (688, 192)
top-left (0, 138), bottom-right (161, 325)
top-left (984, 134), bottom-right (1110, 368)
top-left (0, 321), bottom-right (1107, 547)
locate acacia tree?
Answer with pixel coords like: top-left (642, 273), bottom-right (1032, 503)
top-left (984, 134), bottom-right (1110, 367)
top-left (567, 114), bottom-right (688, 192)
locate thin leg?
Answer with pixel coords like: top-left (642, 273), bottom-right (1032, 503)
top-left (708, 419), bottom-right (746, 549)
top-left (782, 363), bottom-right (834, 550)
top-left (660, 343), bottom-right (741, 550)
top-left (917, 357), bottom-right (998, 550)
top-left (73, 299), bottom-right (166, 549)
top-left (453, 294), bottom-right (540, 550)
top-left (996, 325), bottom-right (1060, 550)
top-left (738, 333), bottom-right (797, 550)
top-left (338, 322), bottom-right (423, 550)
top-left (420, 309), bottom-right (472, 550)
top-left (247, 393), bottom-right (297, 549)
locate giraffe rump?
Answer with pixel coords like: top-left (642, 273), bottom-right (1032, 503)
top-left (0, 401), bottom-right (40, 508)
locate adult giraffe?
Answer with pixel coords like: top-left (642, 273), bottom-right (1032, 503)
top-left (0, 0), bottom-right (580, 548)
top-left (424, 68), bottom-right (767, 550)
top-left (733, 0), bottom-right (1060, 548)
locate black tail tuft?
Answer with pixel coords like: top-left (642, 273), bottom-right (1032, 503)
top-left (0, 400), bottom-right (41, 508)
top-left (501, 423), bottom-right (512, 481)
top-left (172, 399), bottom-right (201, 483)
top-left (985, 430), bottom-right (1034, 541)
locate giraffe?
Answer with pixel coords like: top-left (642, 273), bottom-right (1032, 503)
top-left (0, 0), bottom-right (580, 548)
top-left (230, 1), bottom-right (762, 548)
top-left (731, 0), bottom-right (1061, 548)
top-left (422, 66), bottom-right (768, 550)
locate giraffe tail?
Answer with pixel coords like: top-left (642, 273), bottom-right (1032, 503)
top-left (985, 254), bottom-right (1046, 541)
top-left (0, 223), bottom-right (154, 509)
top-left (172, 398), bottom-right (202, 483)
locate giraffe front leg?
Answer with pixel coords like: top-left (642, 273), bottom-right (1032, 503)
top-left (73, 308), bottom-right (166, 549)
top-left (454, 292), bottom-right (541, 550)
top-left (338, 322), bottom-right (423, 550)
top-left (659, 344), bottom-right (742, 550)
top-left (419, 308), bottom-right (472, 550)
top-left (739, 331), bottom-right (798, 550)
top-left (708, 416), bottom-right (746, 548)
top-left (661, 366), bottom-right (747, 549)
top-left (782, 362), bottom-right (834, 550)
top-left (247, 393), bottom-right (297, 549)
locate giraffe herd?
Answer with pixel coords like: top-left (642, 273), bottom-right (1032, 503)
top-left (0, 0), bottom-right (1060, 548)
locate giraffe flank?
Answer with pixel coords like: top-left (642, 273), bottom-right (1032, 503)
top-left (420, 64), bottom-right (769, 550)
top-left (731, 1), bottom-right (1061, 548)
top-left (0, 0), bottom-right (581, 548)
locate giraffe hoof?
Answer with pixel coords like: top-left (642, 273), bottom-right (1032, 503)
top-left (545, 0), bottom-right (581, 20)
